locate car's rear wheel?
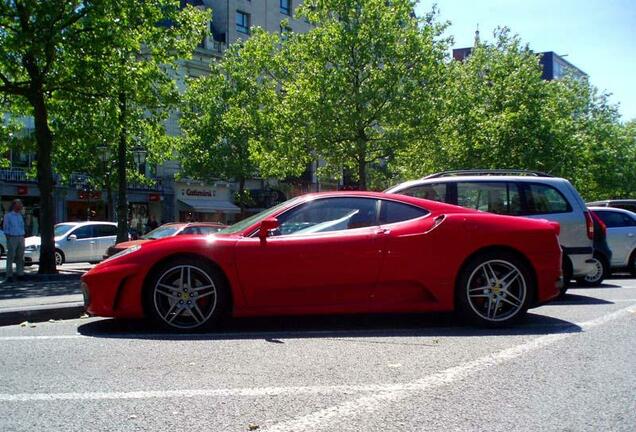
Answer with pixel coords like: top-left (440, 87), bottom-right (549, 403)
top-left (629, 251), bottom-right (636, 277)
top-left (457, 252), bottom-right (534, 326)
top-left (55, 250), bottom-right (65, 266)
top-left (145, 257), bottom-right (229, 331)
top-left (576, 254), bottom-right (607, 287)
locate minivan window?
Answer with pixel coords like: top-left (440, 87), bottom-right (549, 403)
top-left (380, 200), bottom-right (429, 224)
top-left (400, 183), bottom-right (447, 203)
top-left (72, 226), bottom-right (94, 239)
top-left (525, 184), bottom-right (570, 214)
top-left (456, 182), bottom-right (521, 215)
top-left (95, 224), bottom-right (117, 237)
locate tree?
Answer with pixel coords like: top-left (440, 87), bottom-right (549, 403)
top-left (0, 1), bottom-right (129, 272)
top-left (254, 0), bottom-right (449, 190)
top-left (54, 2), bottom-right (209, 242)
top-left (178, 29), bottom-right (279, 209)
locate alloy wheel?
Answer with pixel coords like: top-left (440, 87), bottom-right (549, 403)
top-left (153, 265), bottom-right (217, 329)
top-left (466, 259), bottom-right (527, 322)
top-left (583, 258), bottom-right (604, 284)
top-left (55, 251), bottom-right (63, 266)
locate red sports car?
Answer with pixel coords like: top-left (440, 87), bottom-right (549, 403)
top-left (81, 192), bottom-right (562, 330)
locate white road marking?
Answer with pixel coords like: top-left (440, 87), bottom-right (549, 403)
top-left (0, 304), bottom-right (633, 408)
top-left (262, 303), bottom-right (636, 432)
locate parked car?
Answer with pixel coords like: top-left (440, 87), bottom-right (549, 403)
top-left (386, 169), bottom-right (596, 293)
top-left (588, 207), bottom-right (636, 276)
top-left (104, 222), bottom-right (227, 258)
top-left (576, 210), bottom-right (612, 287)
top-left (0, 230), bottom-right (6, 256)
top-left (24, 222), bottom-right (118, 266)
top-left (82, 192), bottom-right (563, 331)
top-left (587, 199), bottom-right (636, 213)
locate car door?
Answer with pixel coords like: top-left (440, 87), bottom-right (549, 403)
top-left (374, 199), bottom-right (438, 306)
top-left (63, 225), bottom-right (95, 262)
top-left (94, 224), bottom-right (118, 261)
top-left (595, 210), bottom-right (636, 267)
top-left (234, 197), bottom-right (384, 309)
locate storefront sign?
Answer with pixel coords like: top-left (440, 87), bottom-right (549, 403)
top-left (149, 193), bottom-right (161, 202)
top-left (17, 185), bottom-right (28, 195)
top-left (181, 188), bottom-right (216, 198)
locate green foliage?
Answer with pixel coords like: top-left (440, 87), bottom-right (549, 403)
top-left (256, 0), bottom-right (450, 190)
top-left (178, 29), bottom-right (280, 195)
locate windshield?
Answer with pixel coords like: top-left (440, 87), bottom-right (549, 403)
top-left (54, 224), bottom-right (76, 237)
top-left (143, 225), bottom-right (181, 240)
top-left (218, 197), bottom-right (303, 235)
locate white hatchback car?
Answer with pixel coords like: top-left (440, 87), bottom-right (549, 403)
top-left (24, 222), bottom-right (118, 266)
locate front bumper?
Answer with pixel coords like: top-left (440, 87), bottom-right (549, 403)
top-left (81, 262), bottom-right (146, 319)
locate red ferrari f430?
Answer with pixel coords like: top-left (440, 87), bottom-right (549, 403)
top-left (81, 192), bottom-right (563, 330)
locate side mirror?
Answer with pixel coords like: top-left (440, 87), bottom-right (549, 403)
top-left (259, 217), bottom-right (280, 242)
top-left (67, 234), bottom-right (77, 241)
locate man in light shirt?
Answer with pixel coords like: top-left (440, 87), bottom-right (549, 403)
top-left (3, 199), bottom-right (25, 282)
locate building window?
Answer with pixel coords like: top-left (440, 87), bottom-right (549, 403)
top-left (236, 10), bottom-right (250, 34)
top-left (280, 0), bottom-right (291, 15)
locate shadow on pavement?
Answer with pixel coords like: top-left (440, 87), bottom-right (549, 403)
top-left (78, 311), bottom-right (582, 341)
top-left (550, 293), bottom-right (614, 305)
top-left (0, 280), bottom-right (81, 300)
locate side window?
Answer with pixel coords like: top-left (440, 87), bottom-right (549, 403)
top-left (596, 211), bottom-right (635, 228)
top-left (456, 182), bottom-right (521, 215)
top-left (180, 227), bottom-right (200, 235)
top-left (380, 201), bottom-right (429, 224)
top-left (525, 184), bottom-right (571, 215)
top-left (274, 197), bottom-right (379, 236)
top-left (398, 183), bottom-right (447, 203)
top-left (95, 225), bottom-right (117, 237)
top-left (199, 227), bottom-right (222, 235)
top-left (615, 204), bottom-right (636, 213)
top-left (72, 226), bottom-right (94, 239)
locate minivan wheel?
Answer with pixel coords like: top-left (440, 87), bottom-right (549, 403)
top-left (576, 254), bottom-right (607, 287)
top-left (456, 251), bottom-right (534, 327)
top-left (629, 251), bottom-right (636, 277)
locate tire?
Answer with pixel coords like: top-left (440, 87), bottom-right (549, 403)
top-left (55, 250), bottom-right (65, 266)
top-left (456, 251), bottom-right (534, 327)
top-left (0, 244), bottom-right (4, 256)
top-left (629, 251), bottom-right (636, 277)
top-left (576, 254), bottom-right (607, 287)
top-left (144, 256), bottom-right (230, 331)
top-left (560, 257), bottom-right (573, 297)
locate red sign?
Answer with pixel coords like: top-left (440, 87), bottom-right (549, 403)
top-left (17, 185), bottom-right (28, 195)
top-left (149, 193), bottom-right (161, 202)
top-left (78, 191), bottom-right (102, 200)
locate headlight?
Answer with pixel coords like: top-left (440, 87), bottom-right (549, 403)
top-left (25, 244), bottom-right (40, 251)
top-left (104, 244), bottom-right (141, 262)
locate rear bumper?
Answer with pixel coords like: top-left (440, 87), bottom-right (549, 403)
top-left (563, 247), bottom-right (595, 277)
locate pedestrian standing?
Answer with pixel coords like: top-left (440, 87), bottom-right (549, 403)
top-left (3, 199), bottom-right (25, 283)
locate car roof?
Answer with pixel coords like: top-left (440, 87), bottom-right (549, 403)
top-left (57, 221), bottom-right (117, 227)
top-left (588, 206), bottom-right (636, 216)
top-left (386, 175), bottom-right (570, 192)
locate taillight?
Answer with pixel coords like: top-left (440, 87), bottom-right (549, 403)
top-left (590, 211), bottom-right (606, 236)
top-left (584, 211), bottom-right (594, 240)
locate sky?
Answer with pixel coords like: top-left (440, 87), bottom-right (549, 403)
top-left (415, 0), bottom-right (636, 121)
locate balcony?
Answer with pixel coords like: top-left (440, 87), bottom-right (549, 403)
top-left (0, 168), bottom-right (36, 183)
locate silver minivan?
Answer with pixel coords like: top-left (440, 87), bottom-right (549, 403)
top-left (24, 221), bottom-right (118, 266)
top-left (387, 170), bottom-right (596, 292)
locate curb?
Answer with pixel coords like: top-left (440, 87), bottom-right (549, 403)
top-left (0, 302), bottom-right (86, 327)
top-left (0, 273), bottom-right (82, 283)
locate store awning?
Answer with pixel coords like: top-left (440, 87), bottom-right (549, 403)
top-left (178, 198), bottom-right (241, 214)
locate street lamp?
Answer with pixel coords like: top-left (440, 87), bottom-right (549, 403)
top-left (97, 145), bottom-right (110, 164)
top-left (132, 145), bottom-right (147, 173)
top-left (97, 145), bottom-right (112, 220)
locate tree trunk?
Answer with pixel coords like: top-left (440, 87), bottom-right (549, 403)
top-left (105, 173), bottom-right (114, 222)
top-left (356, 136), bottom-right (367, 191)
top-left (31, 91), bottom-right (57, 274)
top-left (116, 92), bottom-right (129, 243)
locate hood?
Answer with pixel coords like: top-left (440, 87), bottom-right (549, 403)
top-left (113, 239), bottom-right (151, 249)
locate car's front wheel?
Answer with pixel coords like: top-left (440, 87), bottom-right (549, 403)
top-left (55, 250), bottom-right (65, 266)
top-left (144, 257), bottom-right (229, 331)
top-left (456, 251), bottom-right (534, 326)
top-left (576, 254), bottom-right (607, 287)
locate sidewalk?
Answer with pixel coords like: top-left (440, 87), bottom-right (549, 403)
top-left (0, 266), bottom-right (86, 326)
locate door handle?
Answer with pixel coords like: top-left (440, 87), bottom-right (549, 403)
top-left (628, 233), bottom-right (634, 237)
top-left (375, 228), bottom-right (391, 235)
top-left (90, 241), bottom-right (96, 244)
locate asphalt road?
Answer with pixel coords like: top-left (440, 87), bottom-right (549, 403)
top-left (1, 277), bottom-right (635, 432)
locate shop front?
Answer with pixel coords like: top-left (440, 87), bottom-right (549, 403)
top-left (175, 182), bottom-right (240, 224)
top-left (0, 184), bottom-right (40, 236)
